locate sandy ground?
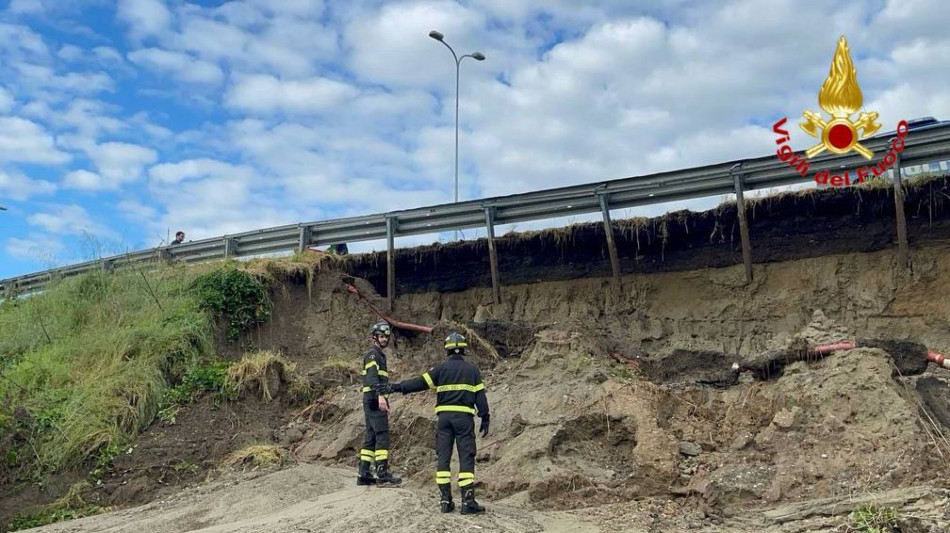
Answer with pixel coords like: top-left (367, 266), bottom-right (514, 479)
top-left (21, 462), bottom-right (950, 533)
top-left (23, 464), bottom-right (596, 533)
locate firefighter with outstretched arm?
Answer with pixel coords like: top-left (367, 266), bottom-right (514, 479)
top-left (377, 331), bottom-right (490, 513)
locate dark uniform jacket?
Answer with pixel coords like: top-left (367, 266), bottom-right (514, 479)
top-left (401, 354), bottom-right (489, 417)
top-left (362, 346), bottom-right (390, 404)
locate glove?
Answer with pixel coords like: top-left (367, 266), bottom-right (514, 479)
top-left (375, 382), bottom-right (402, 395)
top-left (479, 414), bottom-right (490, 438)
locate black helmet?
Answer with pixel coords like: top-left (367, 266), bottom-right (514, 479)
top-left (370, 320), bottom-right (392, 338)
top-left (444, 332), bottom-right (467, 352)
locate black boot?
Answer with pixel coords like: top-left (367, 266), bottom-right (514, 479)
top-left (460, 486), bottom-right (485, 514)
top-left (375, 459), bottom-right (402, 486)
top-left (356, 460), bottom-right (376, 486)
top-left (438, 484), bottom-right (455, 513)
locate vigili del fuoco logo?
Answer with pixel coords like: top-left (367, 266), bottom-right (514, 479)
top-left (772, 36), bottom-right (908, 187)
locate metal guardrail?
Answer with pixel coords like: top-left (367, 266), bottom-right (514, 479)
top-left (3, 117), bottom-right (950, 295)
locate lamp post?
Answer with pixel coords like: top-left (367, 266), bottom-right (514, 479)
top-left (428, 30), bottom-right (485, 242)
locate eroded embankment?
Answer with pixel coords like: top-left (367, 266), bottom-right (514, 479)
top-left (266, 240), bottom-right (950, 528)
top-left (344, 175), bottom-right (950, 294)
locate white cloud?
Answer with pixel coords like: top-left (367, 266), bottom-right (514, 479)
top-left (86, 142), bottom-right (158, 186)
top-left (57, 44), bottom-right (84, 61)
top-left (0, 23), bottom-right (50, 59)
top-left (27, 204), bottom-right (111, 238)
top-left (0, 86), bottom-right (13, 112)
top-left (7, 0), bottom-right (46, 14)
top-left (148, 158), bottom-right (255, 184)
top-left (13, 63), bottom-right (114, 94)
top-left (6, 233), bottom-right (65, 263)
top-left (117, 0), bottom-right (173, 40)
top-left (117, 199), bottom-right (157, 221)
top-left (128, 48), bottom-right (224, 85)
top-left (0, 117), bottom-right (71, 165)
top-left (63, 169), bottom-right (108, 191)
top-left (345, 1), bottom-right (487, 87)
top-left (225, 74), bottom-right (359, 114)
top-left (93, 46), bottom-right (124, 64)
top-left (0, 169), bottom-right (56, 200)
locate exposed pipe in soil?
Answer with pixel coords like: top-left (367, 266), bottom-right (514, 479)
top-left (927, 350), bottom-right (950, 369)
top-left (807, 342), bottom-right (856, 356)
top-left (344, 282), bottom-right (434, 334)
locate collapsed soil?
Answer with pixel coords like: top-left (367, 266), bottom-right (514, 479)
top-left (8, 180), bottom-right (950, 532)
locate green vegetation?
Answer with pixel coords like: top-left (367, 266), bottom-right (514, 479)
top-left (158, 360), bottom-right (238, 424)
top-left (0, 265), bottom-right (213, 478)
top-left (0, 260), bottom-right (279, 484)
top-left (191, 266), bottom-right (272, 340)
top-left (8, 481), bottom-right (107, 531)
top-left (845, 505), bottom-right (901, 533)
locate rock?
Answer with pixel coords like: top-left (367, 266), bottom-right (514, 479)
top-left (473, 305), bottom-right (488, 324)
top-left (108, 475), bottom-right (150, 505)
top-left (772, 407), bottom-right (801, 429)
top-left (729, 433), bottom-right (753, 451)
top-left (679, 441), bottom-right (702, 457)
top-left (285, 428), bottom-right (304, 444)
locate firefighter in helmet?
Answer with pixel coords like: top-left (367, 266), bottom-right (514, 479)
top-left (378, 331), bottom-right (489, 513)
top-left (357, 319), bottom-right (402, 486)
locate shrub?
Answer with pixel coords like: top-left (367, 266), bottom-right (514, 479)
top-left (192, 267), bottom-right (271, 340)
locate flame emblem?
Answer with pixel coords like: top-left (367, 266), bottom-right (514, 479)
top-left (800, 36), bottom-right (881, 160)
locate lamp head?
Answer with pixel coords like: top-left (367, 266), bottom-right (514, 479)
top-left (429, 30), bottom-right (444, 41)
top-left (472, 52), bottom-right (485, 61)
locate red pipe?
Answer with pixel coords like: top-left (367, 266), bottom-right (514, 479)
top-left (927, 350), bottom-right (950, 369)
top-left (807, 342), bottom-right (855, 356)
top-left (344, 283), bottom-right (434, 334)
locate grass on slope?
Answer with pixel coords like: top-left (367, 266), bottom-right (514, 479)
top-left (0, 260), bottom-right (272, 481)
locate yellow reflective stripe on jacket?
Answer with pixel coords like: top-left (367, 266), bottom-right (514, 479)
top-left (365, 361), bottom-right (378, 370)
top-left (361, 369), bottom-right (388, 377)
top-left (435, 405), bottom-right (476, 415)
top-left (435, 383), bottom-right (484, 393)
top-left (362, 386), bottom-right (372, 393)
top-left (422, 372), bottom-right (435, 389)
top-left (445, 342), bottom-right (468, 348)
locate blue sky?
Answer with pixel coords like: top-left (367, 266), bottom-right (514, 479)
top-left (1, 0), bottom-right (949, 279)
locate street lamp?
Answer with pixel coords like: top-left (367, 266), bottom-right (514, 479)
top-left (429, 30), bottom-right (485, 242)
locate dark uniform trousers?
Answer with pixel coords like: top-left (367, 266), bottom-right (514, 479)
top-left (360, 346), bottom-right (391, 467)
top-left (436, 412), bottom-right (476, 488)
top-left (361, 395), bottom-right (390, 464)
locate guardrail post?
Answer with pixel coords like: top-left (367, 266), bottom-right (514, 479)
top-left (731, 163), bottom-right (753, 283)
top-left (297, 225), bottom-right (312, 254)
top-left (890, 138), bottom-right (909, 270)
top-left (224, 237), bottom-right (237, 259)
top-left (597, 192), bottom-right (622, 285)
top-left (386, 216), bottom-right (396, 312)
top-left (100, 259), bottom-right (113, 274)
top-left (484, 206), bottom-right (502, 303)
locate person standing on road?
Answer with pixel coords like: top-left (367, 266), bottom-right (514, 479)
top-left (377, 331), bottom-right (490, 514)
top-left (357, 320), bottom-right (403, 487)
